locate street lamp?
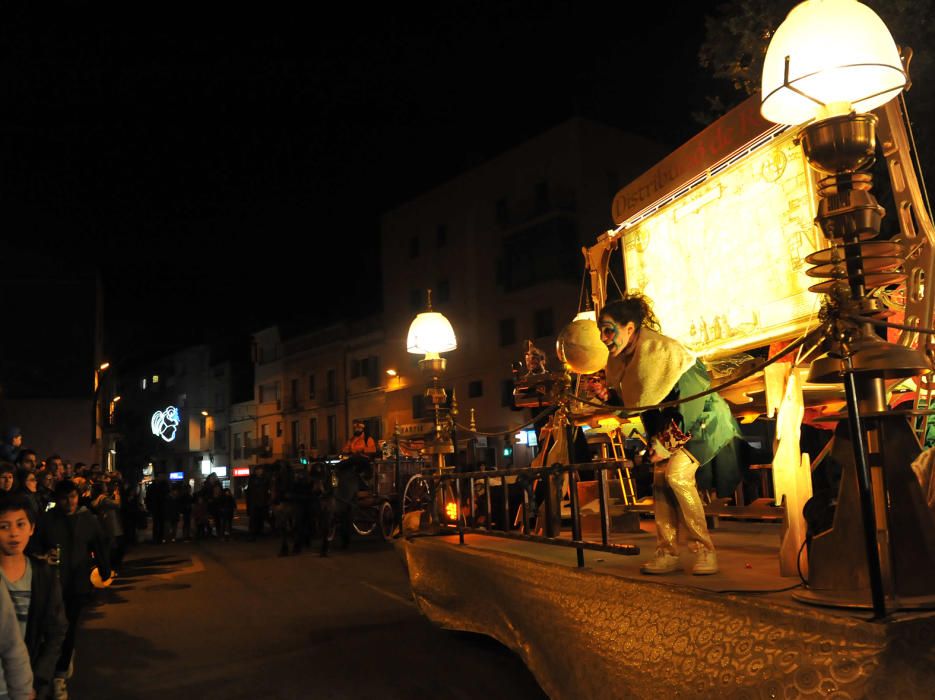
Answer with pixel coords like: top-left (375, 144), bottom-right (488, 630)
top-left (407, 289), bottom-right (458, 465)
top-left (761, 0), bottom-right (935, 616)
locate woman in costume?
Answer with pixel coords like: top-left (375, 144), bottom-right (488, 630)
top-left (596, 295), bottom-right (741, 575)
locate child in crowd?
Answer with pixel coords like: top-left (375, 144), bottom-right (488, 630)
top-left (0, 494), bottom-right (63, 699)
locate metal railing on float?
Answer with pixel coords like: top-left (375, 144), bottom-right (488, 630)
top-left (409, 460), bottom-right (641, 567)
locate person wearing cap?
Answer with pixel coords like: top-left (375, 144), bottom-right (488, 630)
top-left (342, 421), bottom-right (377, 459)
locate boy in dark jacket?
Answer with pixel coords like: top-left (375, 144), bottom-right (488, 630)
top-left (33, 480), bottom-right (110, 699)
top-left (0, 493), bottom-right (66, 699)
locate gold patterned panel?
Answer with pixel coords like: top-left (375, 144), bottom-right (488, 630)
top-left (402, 537), bottom-right (935, 700)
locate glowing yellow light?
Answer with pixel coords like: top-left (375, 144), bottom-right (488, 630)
top-left (445, 502), bottom-right (458, 520)
top-left (621, 129), bottom-right (822, 358)
top-left (99, 362), bottom-right (110, 371)
top-left (761, 0), bottom-right (905, 125)
top-left (386, 369), bottom-right (398, 377)
top-left (597, 417), bottom-right (621, 431)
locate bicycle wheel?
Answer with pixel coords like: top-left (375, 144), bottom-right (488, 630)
top-left (402, 475), bottom-right (432, 517)
top-left (378, 501), bottom-right (395, 541)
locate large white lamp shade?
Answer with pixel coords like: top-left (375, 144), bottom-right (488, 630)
top-left (761, 0), bottom-right (906, 125)
top-left (407, 311), bottom-right (457, 355)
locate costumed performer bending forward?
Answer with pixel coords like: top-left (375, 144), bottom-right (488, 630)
top-left (596, 295), bottom-right (741, 575)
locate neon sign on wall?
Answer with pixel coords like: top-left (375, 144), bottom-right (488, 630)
top-left (151, 406), bottom-right (181, 442)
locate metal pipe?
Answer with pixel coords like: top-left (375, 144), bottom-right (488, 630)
top-left (455, 478), bottom-right (464, 545)
top-left (484, 475), bottom-right (492, 532)
top-left (501, 475), bottom-right (510, 534)
top-left (427, 526), bottom-right (639, 556)
top-left (843, 361), bottom-right (888, 619)
top-left (596, 465), bottom-right (609, 547)
top-left (568, 466), bottom-right (584, 568)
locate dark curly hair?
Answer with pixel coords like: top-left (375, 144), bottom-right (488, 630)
top-left (600, 293), bottom-right (661, 333)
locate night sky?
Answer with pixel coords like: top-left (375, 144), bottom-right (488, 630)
top-left (1, 1), bottom-right (724, 396)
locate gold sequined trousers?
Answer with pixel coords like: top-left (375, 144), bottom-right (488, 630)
top-left (653, 447), bottom-right (714, 554)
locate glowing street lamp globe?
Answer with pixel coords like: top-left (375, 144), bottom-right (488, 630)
top-left (407, 311), bottom-right (457, 358)
top-left (760, 0), bottom-right (906, 125)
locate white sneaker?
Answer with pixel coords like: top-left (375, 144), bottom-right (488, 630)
top-left (692, 548), bottom-right (719, 575)
top-left (641, 551), bottom-right (681, 575)
top-left (53, 677), bottom-right (68, 700)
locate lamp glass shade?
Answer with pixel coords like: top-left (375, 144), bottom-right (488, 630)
top-left (761, 0), bottom-right (905, 125)
top-left (407, 311), bottom-right (457, 354)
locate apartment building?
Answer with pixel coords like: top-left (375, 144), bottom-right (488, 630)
top-left (380, 117), bottom-right (664, 465)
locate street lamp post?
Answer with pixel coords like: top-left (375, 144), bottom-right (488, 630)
top-left (761, 0), bottom-right (935, 616)
top-left (407, 290), bottom-right (458, 472)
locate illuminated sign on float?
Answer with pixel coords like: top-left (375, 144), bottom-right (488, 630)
top-left (151, 406), bottom-right (181, 442)
top-left (232, 467), bottom-right (251, 477)
top-left (169, 472), bottom-right (184, 481)
top-left (620, 129), bottom-right (824, 357)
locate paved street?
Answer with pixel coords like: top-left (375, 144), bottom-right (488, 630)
top-left (67, 527), bottom-right (546, 700)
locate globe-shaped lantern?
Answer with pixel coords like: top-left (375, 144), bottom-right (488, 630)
top-left (556, 319), bottom-right (609, 375)
top-left (407, 311), bottom-right (457, 358)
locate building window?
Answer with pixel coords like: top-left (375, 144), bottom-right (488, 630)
top-left (468, 380), bottom-right (483, 398)
top-left (234, 432), bottom-right (242, 460)
top-left (499, 317), bottom-right (516, 347)
top-left (436, 224), bottom-right (447, 248)
top-left (326, 369), bottom-right (337, 403)
top-left (412, 394), bottom-right (427, 420)
top-left (534, 307), bottom-right (554, 337)
top-left (327, 415), bottom-right (337, 453)
top-left (309, 417), bottom-right (318, 452)
top-left (501, 379), bottom-right (516, 408)
top-left (290, 421), bottom-right (299, 456)
top-left (495, 198), bottom-right (510, 227)
top-left (261, 424), bottom-right (270, 448)
top-left (409, 236), bottom-right (420, 258)
top-left (410, 288), bottom-right (423, 312)
top-left (350, 359), bottom-right (361, 379)
top-left (199, 415), bottom-right (207, 440)
top-left (308, 374), bottom-right (316, 400)
top-left (290, 378), bottom-right (299, 407)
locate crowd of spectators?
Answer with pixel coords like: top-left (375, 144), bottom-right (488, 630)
top-left (143, 472), bottom-right (237, 544)
top-left (0, 426), bottom-right (121, 699)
